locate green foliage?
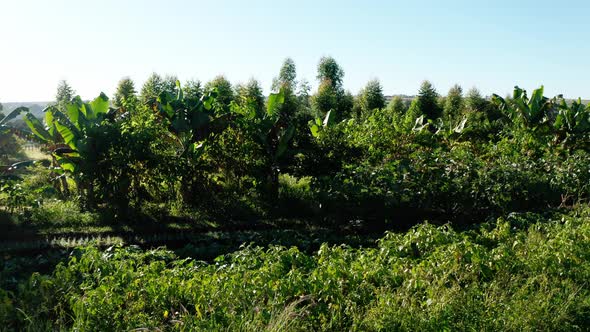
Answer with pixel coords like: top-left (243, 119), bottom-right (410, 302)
top-left (4, 60), bottom-right (590, 261)
top-left (357, 79), bottom-right (386, 116)
top-left (113, 77), bottom-right (137, 109)
top-left (316, 56), bottom-right (344, 91)
top-left (205, 75), bottom-right (234, 113)
top-left (55, 80), bottom-right (75, 111)
top-left (312, 57), bottom-right (352, 121)
top-left (443, 84), bottom-right (464, 120)
top-left (402, 99), bottom-right (423, 131)
top-left (272, 57), bottom-right (298, 91)
top-left (0, 107), bottom-right (29, 160)
top-left (140, 73), bottom-right (179, 106)
top-left (232, 88), bottom-right (296, 200)
top-left (554, 97), bottom-right (590, 146)
top-left (417, 80), bottom-right (441, 120)
top-left (492, 85), bottom-right (557, 130)
top-left (4, 209), bottom-right (590, 331)
top-left (4, 65), bottom-right (590, 331)
top-left (386, 95), bottom-right (407, 116)
top-left (24, 93), bottom-right (148, 211)
top-left (236, 79), bottom-right (265, 113)
top-left (312, 80), bottom-right (339, 116)
top-left (183, 79), bottom-right (204, 101)
top-left (465, 87), bottom-right (487, 112)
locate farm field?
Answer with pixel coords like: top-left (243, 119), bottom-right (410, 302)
top-left (2, 66), bottom-right (590, 330)
top-left (1, 3), bottom-right (590, 324)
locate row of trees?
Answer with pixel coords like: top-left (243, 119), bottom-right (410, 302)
top-left (7, 56), bottom-right (589, 222)
top-left (98, 56), bottom-right (493, 128)
top-left (14, 56), bottom-right (497, 148)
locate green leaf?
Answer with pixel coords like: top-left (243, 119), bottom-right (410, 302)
top-left (57, 160), bottom-right (77, 173)
top-left (24, 113), bottom-right (52, 142)
top-left (513, 86), bottom-right (524, 100)
top-left (0, 107), bottom-right (28, 125)
top-left (52, 111), bottom-right (81, 150)
top-left (554, 113), bottom-right (564, 129)
top-left (310, 124), bottom-right (320, 137)
top-left (90, 92), bottom-right (110, 118)
top-left (54, 155), bottom-right (82, 173)
top-left (65, 103), bottom-right (82, 130)
top-left (176, 80), bottom-right (183, 101)
top-left (45, 108), bottom-right (57, 138)
top-left (202, 96), bottom-right (214, 111)
top-left (266, 89), bottom-right (285, 117)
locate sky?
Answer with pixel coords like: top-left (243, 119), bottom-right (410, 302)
top-left (1, 0), bottom-right (589, 102)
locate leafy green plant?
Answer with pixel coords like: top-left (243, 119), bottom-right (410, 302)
top-left (4, 208), bottom-right (590, 331)
top-left (234, 88), bottom-right (296, 200)
top-left (554, 97), bottom-right (590, 146)
top-left (492, 86), bottom-right (556, 130)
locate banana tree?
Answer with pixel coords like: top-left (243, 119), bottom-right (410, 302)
top-left (554, 98), bottom-right (590, 146)
top-left (155, 81), bottom-right (229, 203)
top-left (492, 86), bottom-right (556, 130)
top-left (25, 93), bottom-right (115, 206)
top-left (234, 88), bottom-right (295, 200)
top-left (156, 80), bottom-right (223, 158)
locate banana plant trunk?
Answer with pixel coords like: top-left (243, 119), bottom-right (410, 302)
top-left (51, 155), bottom-right (69, 196)
top-left (265, 153), bottom-right (280, 202)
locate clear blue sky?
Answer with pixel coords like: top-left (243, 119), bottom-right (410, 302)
top-left (1, 0), bottom-right (589, 102)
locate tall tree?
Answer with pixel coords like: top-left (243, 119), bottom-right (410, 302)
top-left (140, 73), bottom-right (165, 105)
top-left (403, 99), bottom-right (423, 130)
top-left (183, 79), bottom-right (203, 101)
top-left (312, 80), bottom-right (338, 117)
top-left (236, 78), bottom-right (265, 113)
top-left (317, 56), bottom-right (344, 91)
top-left (465, 87), bottom-right (487, 112)
top-left (297, 79), bottom-right (312, 110)
top-left (162, 75), bottom-right (179, 95)
top-left (443, 84), bottom-right (464, 120)
top-left (466, 87), bottom-right (502, 122)
top-left (312, 56), bottom-right (352, 120)
top-left (272, 58), bottom-right (297, 91)
top-left (113, 77), bottom-right (137, 109)
top-left (55, 80), bottom-right (75, 110)
top-left (417, 80), bottom-right (441, 120)
top-left (387, 96), bottom-right (407, 116)
top-left (205, 75), bottom-right (234, 113)
top-left (358, 79), bottom-right (386, 115)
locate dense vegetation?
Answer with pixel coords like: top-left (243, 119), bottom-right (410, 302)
top-left (1, 56), bottom-right (590, 330)
top-left (3, 209), bottom-right (590, 331)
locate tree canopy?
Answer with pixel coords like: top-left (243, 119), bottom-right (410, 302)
top-left (113, 77), bottom-right (137, 109)
top-left (417, 80), bottom-right (441, 120)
